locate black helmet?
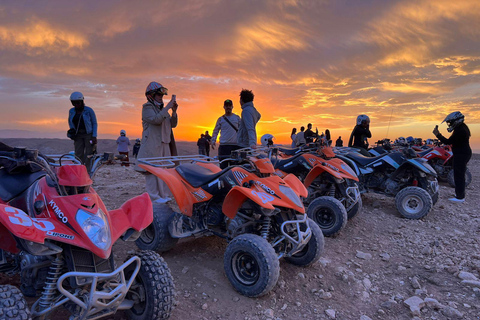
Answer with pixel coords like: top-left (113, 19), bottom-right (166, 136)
top-left (442, 111), bottom-right (464, 132)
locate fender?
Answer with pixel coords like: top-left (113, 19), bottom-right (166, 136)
top-left (443, 152), bottom-right (453, 166)
top-left (304, 164), bottom-right (344, 188)
top-left (283, 174), bottom-right (308, 198)
top-left (335, 155), bottom-right (360, 177)
top-left (109, 193), bottom-right (153, 241)
top-left (396, 159), bottom-right (437, 177)
top-left (222, 186), bottom-right (275, 219)
top-left (139, 164), bottom-right (195, 216)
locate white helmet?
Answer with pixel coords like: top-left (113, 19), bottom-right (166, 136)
top-left (260, 134), bottom-right (274, 147)
top-left (397, 137), bottom-right (406, 145)
top-left (356, 114), bottom-right (370, 126)
top-left (120, 129), bottom-right (126, 135)
top-left (70, 91), bottom-right (84, 101)
top-left (442, 111), bottom-right (465, 132)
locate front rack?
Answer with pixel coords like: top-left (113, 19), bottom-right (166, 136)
top-left (137, 154), bottom-right (218, 168)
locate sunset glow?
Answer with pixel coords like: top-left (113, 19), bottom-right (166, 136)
top-left (0, 0), bottom-right (479, 150)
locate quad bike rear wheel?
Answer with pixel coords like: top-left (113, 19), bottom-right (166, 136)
top-left (447, 167), bottom-right (472, 188)
top-left (135, 203), bottom-right (178, 252)
top-left (395, 186), bottom-right (433, 219)
top-left (0, 284), bottom-right (31, 320)
top-left (306, 196), bottom-right (347, 237)
top-left (126, 250), bottom-right (175, 320)
top-left (285, 218), bottom-right (324, 267)
top-left (224, 234), bottom-right (280, 298)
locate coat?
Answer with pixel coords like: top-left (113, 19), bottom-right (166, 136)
top-left (135, 101), bottom-right (178, 172)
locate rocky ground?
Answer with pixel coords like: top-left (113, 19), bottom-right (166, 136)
top-left (1, 139), bottom-right (479, 320)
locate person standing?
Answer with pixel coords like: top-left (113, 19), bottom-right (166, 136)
top-left (348, 114), bottom-right (371, 156)
top-left (304, 123), bottom-right (318, 144)
top-left (68, 91), bottom-right (97, 171)
top-left (290, 128), bottom-right (297, 147)
top-left (197, 134), bottom-right (208, 155)
top-left (204, 130), bottom-right (212, 156)
top-left (325, 129), bottom-right (331, 146)
top-left (133, 138), bottom-right (141, 159)
top-left (211, 99), bottom-right (241, 169)
top-left (135, 82), bottom-right (178, 203)
top-left (335, 136), bottom-right (343, 147)
top-left (433, 111), bottom-right (472, 202)
top-left (116, 129), bottom-right (130, 167)
top-left (237, 89), bottom-right (261, 149)
top-left (295, 126), bottom-right (306, 146)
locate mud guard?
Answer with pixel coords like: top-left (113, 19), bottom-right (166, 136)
top-left (109, 193), bottom-right (153, 241)
top-left (138, 164), bottom-right (195, 216)
top-left (222, 186), bottom-right (275, 219)
top-left (283, 174), bottom-right (308, 197)
top-left (394, 159), bottom-right (437, 179)
top-left (304, 166), bottom-right (343, 188)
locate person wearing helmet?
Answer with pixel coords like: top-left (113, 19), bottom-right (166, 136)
top-left (68, 91), bottom-right (98, 171)
top-left (237, 89), bottom-right (261, 149)
top-left (116, 129), bottom-right (130, 167)
top-left (211, 99), bottom-right (241, 169)
top-left (433, 111), bottom-right (472, 202)
top-left (135, 81), bottom-right (178, 203)
top-left (348, 114), bottom-right (371, 156)
top-left (133, 138), bottom-right (141, 159)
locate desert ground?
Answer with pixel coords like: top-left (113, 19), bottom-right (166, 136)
top-left (1, 138), bottom-right (479, 320)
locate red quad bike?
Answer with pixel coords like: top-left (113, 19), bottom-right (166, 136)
top-left (135, 151), bottom-right (325, 298)
top-left (0, 148), bottom-right (174, 320)
top-left (417, 145), bottom-right (472, 188)
top-left (271, 145), bottom-right (361, 237)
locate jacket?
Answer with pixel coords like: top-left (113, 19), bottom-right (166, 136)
top-left (135, 101), bottom-right (178, 172)
top-left (211, 113), bottom-right (241, 145)
top-left (348, 125), bottom-right (371, 149)
top-left (437, 123), bottom-right (471, 155)
top-left (68, 106), bottom-right (97, 137)
top-left (237, 102), bottom-right (261, 148)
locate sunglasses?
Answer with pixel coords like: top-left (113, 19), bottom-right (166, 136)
top-left (154, 87), bottom-right (168, 96)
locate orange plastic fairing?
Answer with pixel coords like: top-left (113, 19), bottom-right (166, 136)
top-left (57, 165), bottom-right (92, 186)
top-left (223, 186), bottom-right (275, 219)
top-left (320, 147), bottom-right (336, 158)
top-left (251, 157), bottom-right (275, 174)
top-left (283, 174), bottom-right (308, 198)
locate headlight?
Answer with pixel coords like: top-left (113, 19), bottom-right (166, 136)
top-left (279, 185), bottom-right (303, 208)
top-left (76, 209), bottom-right (111, 250)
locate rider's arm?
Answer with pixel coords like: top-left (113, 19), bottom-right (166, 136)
top-left (211, 117), bottom-right (222, 144)
top-left (142, 103), bottom-right (170, 125)
top-left (348, 127), bottom-right (356, 147)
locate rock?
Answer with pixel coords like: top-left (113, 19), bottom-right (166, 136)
top-left (461, 280), bottom-right (480, 288)
top-left (360, 316), bottom-right (372, 320)
top-left (441, 306), bottom-right (463, 318)
top-left (233, 297), bottom-right (240, 302)
top-left (201, 303), bottom-right (208, 310)
top-left (424, 297), bottom-right (444, 309)
top-left (356, 251), bottom-right (372, 260)
top-left (379, 253), bottom-right (391, 261)
top-left (410, 277), bottom-right (421, 289)
top-left (362, 278), bottom-right (372, 290)
top-left (319, 257), bottom-right (331, 267)
top-left (398, 266), bottom-right (407, 271)
top-left (325, 309), bottom-right (336, 319)
top-left (298, 273), bottom-right (306, 279)
top-left (380, 300), bottom-right (397, 309)
top-left (264, 309), bottom-right (274, 318)
top-left (281, 304), bottom-right (288, 311)
top-left (295, 302), bottom-right (301, 307)
top-left (182, 266), bottom-right (189, 274)
top-left (404, 296), bottom-right (425, 316)
top-left (447, 266), bottom-right (460, 274)
top-left (458, 271), bottom-right (478, 281)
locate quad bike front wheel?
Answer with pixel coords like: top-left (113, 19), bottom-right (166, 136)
top-left (126, 250), bottom-right (175, 320)
top-left (447, 167), bottom-right (472, 188)
top-left (0, 284), bottom-right (31, 320)
top-left (285, 218), bottom-right (324, 267)
top-left (224, 234), bottom-right (280, 298)
top-left (135, 203), bottom-right (178, 252)
top-left (395, 186), bottom-right (433, 219)
top-left (306, 196), bottom-right (348, 237)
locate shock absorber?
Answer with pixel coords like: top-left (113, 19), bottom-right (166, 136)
top-left (261, 217), bottom-right (271, 239)
top-left (38, 255), bottom-right (64, 312)
top-left (329, 185), bottom-right (336, 198)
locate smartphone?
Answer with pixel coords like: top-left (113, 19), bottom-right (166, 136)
top-left (172, 94), bottom-right (176, 102)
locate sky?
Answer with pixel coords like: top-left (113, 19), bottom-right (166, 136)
top-left (0, 0), bottom-right (479, 150)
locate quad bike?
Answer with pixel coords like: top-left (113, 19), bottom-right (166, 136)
top-left (0, 148), bottom-right (174, 320)
top-left (271, 145), bottom-right (361, 237)
top-left (135, 150), bottom-right (324, 297)
top-left (335, 148), bottom-right (439, 219)
top-left (417, 145), bottom-right (472, 188)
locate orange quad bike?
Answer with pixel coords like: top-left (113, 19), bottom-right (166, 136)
top-left (271, 145), bottom-right (361, 236)
top-left (135, 151), bottom-right (325, 297)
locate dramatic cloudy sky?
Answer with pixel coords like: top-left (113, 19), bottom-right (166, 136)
top-left (1, 0), bottom-right (479, 150)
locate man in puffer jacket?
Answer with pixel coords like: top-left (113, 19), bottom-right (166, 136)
top-left (135, 82), bottom-right (178, 203)
top-left (237, 89), bottom-right (261, 149)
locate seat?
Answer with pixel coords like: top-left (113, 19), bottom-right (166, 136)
top-left (416, 148), bottom-right (433, 157)
top-left (0, 168), bottom-right (46, 202)
top-left (278, 147), bottom-right (302, 156)
top-left (344, 152), bottom-right (387, 167)
top-left (271, 154), bottom-right (303, 171)
top-left (175, 163), bottom-right (229, 188)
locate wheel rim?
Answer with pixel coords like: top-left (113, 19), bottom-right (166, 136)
top-left (139, 224), bottom-right (155, 244)
top-left (231, 251), bottom-right (260, 286)
top-left (401, 195), bottom-right (424, 214)
top-left (313, 207), bottom-right (336, 229)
